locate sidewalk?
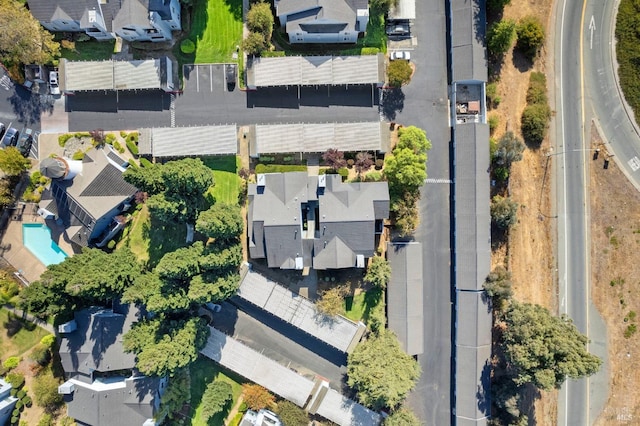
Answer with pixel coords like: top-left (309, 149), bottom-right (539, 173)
top-left (2, 304), bottom-right (55, 334)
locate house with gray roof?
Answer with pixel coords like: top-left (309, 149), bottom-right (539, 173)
top-left (275, 0), bottom-right (369, 43)
top-left (29, 0), bottom-right (180, 42)
top-left (57, 303), bottom-right (166, 426)
top-left (38, 146), bottom-right (138, 247)
top-left (248, 172), bottom-right (389, 270)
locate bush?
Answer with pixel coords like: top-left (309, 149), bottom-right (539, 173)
top-left (126, 139), bottom-right (139, 156)
top-left (113, 141), bottom-right (125, 153)
top-left (491, 195), bottom-right (518, 229)
top-left (22, 396), bottom-right (32, 408)
top-left (3, 357), bottom-right (20, 370)
top-left (254, 164), bottom-right (307, 173)
top-left (120, 131), bottom-right (128, 138)
top-left (516, 16), bottom-right (545, 60)
top-left (487, 19), bottom-right (516, 57)
top-left (337, 167), bottom-right (349, 180)
top-left (375, 158), bottom-right (384, 169)
top-left (37, 413), bottom-right (53, 426)
top-left (526, 72), bottom-right (548, 104)
top-left (139, 158), bottom-right (153, 168)
top-left (200, 381), bottom-right (233, 422)
top-left (242, 32), bottom-right (267, 55)
top-left (242, 384), bottom-right (275, 411)
top-left (347, 159), bottom-right (355, 168)
top-left (260, 50), bottom-right (286, 57)
top-left (521, 103), bottom-right (551, 145)
top-left (361, 47), bottom-right (380, 55)
top-left (180, 39), bottom-right (195, 54)
top-left (364, 171), bottom-right (383, 181)
top-left (128, 159), bottom-right (139, 169)
top-left (488, 114), bottom-right (499, 134)
top-left (486, 82), bottom-right (501, 108)
top-left (58, 134), bottom-right (73, 147)
top-left (126, 132), bottom-right (139, 144)
top-left (72, 150), bottom-right (85, 161)
top-left (16, 390), bottom-right (26, 399)
top-left (29, 343), bottom-right (51, 366)
top-left (5, 372), bottom-right (25, 389)
top-left (41, 335), bottom-right (56, 348)
top-left (33, 374), bottom-right (63, 412)
top-left (105, 133), bottom-right (116, 145)
top-left (387, 60), bottom-right (412, 87)
top-left (107, 240), bottom-right (116, 250)
top-left (15, 400), bottom-right (23, 410)
top-left (275, 400), bottom-right (309, 426)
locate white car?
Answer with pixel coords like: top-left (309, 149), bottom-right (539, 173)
top-left (49, 71), bottom-right (60, 95)
top-left (391, 51), bottom-right (411, 61)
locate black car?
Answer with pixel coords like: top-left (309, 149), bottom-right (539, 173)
top-left (16, 129), bottom-right (33, 157)
top-left (226, 64), bottom-right (237, 91)
top-left (1, 128), bottom-right (19, 147)
top-left (0, 123), bottom-right (5, 140)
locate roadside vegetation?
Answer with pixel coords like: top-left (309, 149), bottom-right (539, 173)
top-left (615, 0), bottom-right (640, 123)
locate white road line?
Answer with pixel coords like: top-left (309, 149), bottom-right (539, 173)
top-left (210, 65), bottom-right (213, 92)
top-left (628, 156), bottom-right (640, 171)
top-left (196, 67), bottom-right (200, 92)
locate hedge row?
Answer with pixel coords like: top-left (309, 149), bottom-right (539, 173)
top-left (255, 164), bottom-right (307, 173)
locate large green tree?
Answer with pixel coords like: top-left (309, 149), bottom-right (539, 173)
top-left (347, 329), bottom-right (421, 410)
top-left (502, 302), bottom-right (602, 390)
top-left (384, 148), bottom-right (427, 191)
top-left (275, 400), bottom-right (309, 426)
top-left (196, 203), bottom-right (243, 241)
top-left (0, 0), bottom-right (60, 66)
top-left (123, 316), bottom-right (210, 377)
top-left (0, 147), bottom-right (30, 176)
top-left (516, 16), bottom-right (545, 60)
top-left (200, 381), bottom-right (233, 422)
top-left (384, 408), bottom-right (421, 426)
top-left (246, 2), bottom-right (274, 40)
top-left (387, 60), bottom-right (412, 87)
top-left (487, 19), bottom-right (517, 57)
top-left (493, 131), bottom-right (524, 169)
top-left (490, 195), bottom-right (518, 230)
top-left (396, 126), bottom-right (432, 153)
top-left (123, 163), bottom-right (165, 194)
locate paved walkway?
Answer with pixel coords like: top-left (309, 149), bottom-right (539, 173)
top-left (2, 304), bottom-right (55, 334)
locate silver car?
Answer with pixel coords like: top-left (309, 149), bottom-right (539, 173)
top-left (49, 71), bottom-right (60, 95)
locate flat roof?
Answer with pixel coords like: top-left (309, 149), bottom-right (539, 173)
top-left (246, 54), bottom-right (384, 87)
top-left (387, 242), bottom-right (424, 355)
top-left (138, 125), bottom-right (238, 157)
top-left (451, 0), bottom-right (487, 82)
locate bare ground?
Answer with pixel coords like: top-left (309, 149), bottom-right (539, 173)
top-left (489, 0), bottom-right (557, 422)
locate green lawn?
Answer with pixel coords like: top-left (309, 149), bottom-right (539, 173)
top-left (61, 40), bottom-right (116, 61)
top-left (203, 156), bottom-right (241, 205)
top-left (189, 356), bottom-right (245, 425)
top-left (344, 288), bottom-right (384, 324)
top-left (0, 308), bottom-right (50, 359)
top-left (188, 0), bottom-right (243, 64)
top-left (118, 205), bottom-right (189, 267)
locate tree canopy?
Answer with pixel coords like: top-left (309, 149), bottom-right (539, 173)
top-left (493, 131), bottom-right (524, 168)
top-left (196, 203), bottom-right (243, 241)
top-left (516, 16), bottom-right (545, 60)
top-left (0, 0), bottom-right (60, 66)
top-left (490, 195), bottom-right (518, 230)
top-left (387, 60), bottom-right (412, 87)
top-left (242, 384), bottom-right (275, 411)
top-left (0, 147), bottom-right (30, 176)
top-left (384, 408), bottom-right (422, 426)
top-left (354, 152), bottom-right (374, 176)
top-left (275, 400), bottom-right (309, 426)
top-left (347, 329), bottom-right (421, 410)
top-left (364, 256), bottom-right (391, 289)
top-left (384, 148), bottom-right (427, 190)
top-left (501, 302), bottom-right (602, 390)
top-left (396, 126), bottom-right (432, 153)
top-left (246, 2), bottom-right (274, 39)
top-left (200, 381), bottom-right (233, 422)
top-left (322, 148), bottom-right (347, 170)
top-left (487, 19), bottom-right (516, 57)
top-left (483, 266), bottom-right (513, 310)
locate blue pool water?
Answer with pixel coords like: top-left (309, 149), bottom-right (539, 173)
top-left (22, 224), bottom-right (68, 266)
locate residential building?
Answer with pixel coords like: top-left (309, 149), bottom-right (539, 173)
top-left (248, 172), bottom-right (389, 270)
top-left (275, 0), bottom-right (369, 44)
top-left (38, 146), bottom-right (137, 247)
top-left (57, 303), bottom-right (166, 426)
top-left (28, 0), bottom-right (181, 42)
top-left (240, 409), bottom-right (283, 426)
top-left (0, 379), bottom-right (18, 426)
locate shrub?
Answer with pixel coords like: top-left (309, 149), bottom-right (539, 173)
top-left (22, 396), bottom-right (32, 407)
top-left (254, 164), bottom-right (307, 173)
top-left (491, 195), bottom-right (518, 229)
top-left (72, 150), bottom-right (85, 160)
top-left (387, 60), bottom-right (412, 87)
top-left (317, 285), bottom-right (349, 317)
top-left (29, 343), bottom-right (51, 366)
top-left (113, 141), bottom-right (125, 153)
top-left (361, 47), bottom-right (380, 55)
top-left (364, 171), bottom-right (383, 181)
top-left (516, 16), bottom-right (545, 60)
top-left (126, 139), bottom-right (139, 156)
top-left (41, 335), bottom-right (56, 348)
top-left (487, 19), bottom-right (516, 57)
top-left (61, 40), bottom-right (75, 50)
top-left (493, 166), bottom-right (509, 181)
top-left (180, 39), bottom-right (195, 54)
top-left (33, 374), bottom-right (63, 412)
top-left (15, 400), bottom-right (23, 410)
top-left (140, 158), bottom-right (153, 168)
top-left (104, 133), bottom-right (116, 145)
top-left (58, 134), bottom-right (73, 147)
top-left (347, 159), bottom-right (355, 168)
top-left (521, 103), bottom-right (551, 145)
top-left (16, 390), bottom-right (26, 399)
top-left (200, 381), bottom-right (233, 422)
top-left (3, 357), bottom-right (20, 370)
top-left (37, 413), bottom-right (53, 426)
top-left (242, 32), bottom-right (267, 55)
top-left (107, 240), bottom-right (116, 250)
top-left (526, 72), bottom-right (548, 104)
top-left (375, 158), bottom-right (384, 169)
top-left (128, 159), bottom-right (139, 169)
top-left (5, 372), bottom-right (25, 389)
top-left (486, 82), bottom-right (501, 108)
top-left (120, 131), bottom-right (128, 138)
top-left (488, 114), bottom-right (499, 134)
top-left (337, 167), bottom-right (349, 180)
top-left (275, 400), bottom-right (309, 426)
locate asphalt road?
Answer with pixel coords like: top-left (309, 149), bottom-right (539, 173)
top-left (553, 0), bottom-right (607, 423)
top-left (395, 0), bottom-right (453, 424)
top-left (0, 66), bottom-right (47, 132)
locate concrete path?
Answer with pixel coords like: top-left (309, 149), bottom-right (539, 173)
top-left (2, 304), bottom-right (55, 334)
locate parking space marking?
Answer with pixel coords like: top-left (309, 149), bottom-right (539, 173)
top-left (210, 65), bottom-right (213, 92)
top-left (196, 67), bottom-right (200, 92)
top-left (628, 156), bottom-right (640, 172)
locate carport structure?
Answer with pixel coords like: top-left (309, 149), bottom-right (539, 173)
top-left (138, 125), bottom-right (238, 158)
top-left (247, 121), bottom-right (390, 157)
top-left (246, 54), bottom-right (385, 94)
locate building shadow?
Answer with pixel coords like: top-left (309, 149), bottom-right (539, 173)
top-left (246, 87), bottom-right (299, 109)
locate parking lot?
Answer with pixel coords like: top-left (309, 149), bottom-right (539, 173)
top-left (183, 63), bottom-right (237, 94)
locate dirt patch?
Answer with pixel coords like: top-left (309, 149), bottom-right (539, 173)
top-left (488, 0), bottom-right (556, 422)
top-left (589, 124), bottom-right (640, 425)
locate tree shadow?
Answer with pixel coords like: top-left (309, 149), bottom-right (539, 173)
top-left (9, 89), bottom-right (54, 126)
top-left (3, 312), bottom-right (36, 337)
top-left (381, 88), bottom-right (405, 121)
top-left (511, 48), bottom-right (534, 72)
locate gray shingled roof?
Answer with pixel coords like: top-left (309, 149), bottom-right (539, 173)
top-left (456, 290), bottom-right (492, 348)
top-left (112, 0), bottom-right (150, 29)
top-left (59, 304), bottom-right (140, 378)
top-left (61, 58), bottom-right (170, 92)
top-left (454, 123), bottom-right (490, 290)
top-left (248, 173), bottom-right (389, 270)
top-left (138, 125), bottom-right (238, 157)
top-left (455, 345), bottom-right (491, 424)
top-left (387, 242), bottom-right (424, 356)
top-left (246, 54), bottom-right (384, 87)
top-left (451, 0), bottom-right (487, 82)
top-left (251, 122), bottom-right (389, 156)
top-left (28, 0), bottom-right (111, 27)
top-left (277, 0), bottom-right (368, 30)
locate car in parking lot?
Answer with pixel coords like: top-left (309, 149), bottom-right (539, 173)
top-left (226, 64), bottom-right (237, 91)
top-left (16, 129), bottom-right (33, 157)
top-left (49, 71), bottom-right (60, 95)
top-left (1, 128), bottom-right (19, 148)
top-left (391, 51), bottom-right (411, 61)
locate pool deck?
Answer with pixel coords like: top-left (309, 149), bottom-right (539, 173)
top-left (0, 204), bottom-right (77, 283)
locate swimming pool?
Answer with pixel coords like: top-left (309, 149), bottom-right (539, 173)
top-left (22, 223), bottom-right (68, 266)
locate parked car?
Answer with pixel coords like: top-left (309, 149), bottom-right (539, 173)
top-left (205, 302), bottom-right (222, 313)
top-left (386, 21), bottom-right (410, 36)
top-left (0, 123), bottom-right (5, 140)
top-left (391, 51), bottom-right (411, 61)
top-left (1, 128), bottom-right (19, 148)
top-left (49, 71), bottom-right (60, 95)
top-left (226, 64), bottom-right (237, 91)
top-left (16, 129), bottom-right (33, 157)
